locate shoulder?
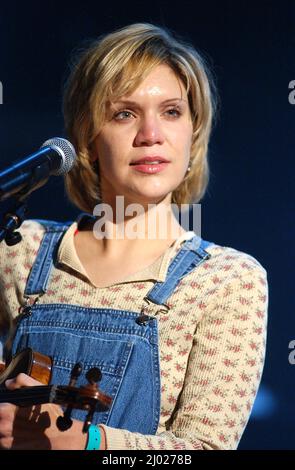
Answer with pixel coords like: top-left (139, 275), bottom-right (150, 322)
top-left (176, 238), bottom-right (269, 325)
top-left (201, 238), bottom-right (267, 279)
top-left (20, 218), bottom-right (72, 234)
top-left (0, 220), bottom-right (45, 259)
top-left (0, 219), bottom-right (74, 322)
top-left (0, 219), bottom-right (72, 268)
top-left (180, 237), bottom-right (268, 300)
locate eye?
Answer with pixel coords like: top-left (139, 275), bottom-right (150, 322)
top-left (113, 110), bottom-right (134, 121)
top-left (164, 107), bottom-right (182, 118)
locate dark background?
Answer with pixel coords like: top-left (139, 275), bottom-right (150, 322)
top-left (0, 0), bottom-right (294, 449)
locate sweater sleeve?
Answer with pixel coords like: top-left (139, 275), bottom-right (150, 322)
top-left (100, 261), bottom-right (268, 450)
top-left (0, 220), bottom-right (45, 360)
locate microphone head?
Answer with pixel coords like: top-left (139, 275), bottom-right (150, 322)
top-left (41, 137), bottom-right (76, 175)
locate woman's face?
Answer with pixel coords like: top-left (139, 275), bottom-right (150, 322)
top-left (92, 64), bottom-right (193, 206)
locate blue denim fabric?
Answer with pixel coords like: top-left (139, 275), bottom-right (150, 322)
top-left (11, 219), bottom-right (213, 434)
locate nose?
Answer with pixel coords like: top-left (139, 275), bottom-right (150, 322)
top-left (133, 114), bottom-right (165, 147)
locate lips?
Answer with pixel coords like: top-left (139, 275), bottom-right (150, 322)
top-left (130, 158), bottom-right (170, 174)
top-left (130, 156), bottom-right (170, 165)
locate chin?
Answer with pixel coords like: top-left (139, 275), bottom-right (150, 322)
top-left (139, 193), bottom-right (173, 205)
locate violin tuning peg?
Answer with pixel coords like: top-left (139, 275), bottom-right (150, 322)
top-left (86, 367), bottom-right (102, 384)
top-left (56, 415), bottom-right (73, 431)
top-left (71, 362), bottom-right (83, 379)
top-left (82, 409), bottom-right (95, 434)
top-left (82, 419), bottom-right (91, 434)
top-left (56, 404), bottom-right (74, 431)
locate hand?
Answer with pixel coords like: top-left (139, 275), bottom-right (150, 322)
top-left (0, 373), bottom-right (88, 450)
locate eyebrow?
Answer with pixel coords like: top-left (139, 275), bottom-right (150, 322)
top-left (110, 98), bottom-right (188, 108)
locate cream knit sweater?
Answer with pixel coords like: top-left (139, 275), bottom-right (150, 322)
top-left (0, 218), bottom-right (268, 450)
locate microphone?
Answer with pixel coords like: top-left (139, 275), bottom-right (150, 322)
top-left (0, 137), bottom-right (76, 202)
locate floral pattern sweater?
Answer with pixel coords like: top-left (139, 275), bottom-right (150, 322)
top-left (0, 217), bottom-right (268, 450)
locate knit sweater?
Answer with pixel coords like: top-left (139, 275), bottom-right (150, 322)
top-left (0, 216), bottom-right (268, 450)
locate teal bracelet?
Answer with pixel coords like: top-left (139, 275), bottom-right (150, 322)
top-left (86, 424), bottom-right (101, 450)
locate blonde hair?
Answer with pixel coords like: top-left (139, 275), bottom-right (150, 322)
top-left (63, 23), bottom-right (217, 212)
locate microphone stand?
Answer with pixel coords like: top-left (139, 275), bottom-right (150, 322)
top-left (0, 198), bottom-right (29, 246)
top-left (0, 161), bottom-right (51, 246)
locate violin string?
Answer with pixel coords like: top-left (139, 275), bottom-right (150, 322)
top-left (0, 386), bottom-right (53, 403)
top-left (0, 385), bottom-right (110, 408)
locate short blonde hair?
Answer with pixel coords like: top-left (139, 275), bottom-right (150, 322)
top-left (63, 23), bottom-right (217, 212)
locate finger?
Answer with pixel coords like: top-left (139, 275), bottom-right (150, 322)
top-left (5, 373), bottom-right (42, 390)
top-left (0, 402), bottom-right (18, 419)
top-left (0, 403), bottom-right (18, 440)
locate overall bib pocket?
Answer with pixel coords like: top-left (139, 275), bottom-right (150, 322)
top-left (12, 304), bottom-right (161, 433)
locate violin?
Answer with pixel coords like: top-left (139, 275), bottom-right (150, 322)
top-left (0, 348), bottom-right (112, 433)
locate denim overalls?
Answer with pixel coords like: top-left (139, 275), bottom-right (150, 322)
top-left (11, 220), bottom-right (213, 434)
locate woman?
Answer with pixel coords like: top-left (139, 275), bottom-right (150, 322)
top-left (0, 23), bottom-right (268, 450)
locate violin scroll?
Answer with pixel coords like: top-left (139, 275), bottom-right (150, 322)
top-left (56, 361), bottom-right (83, 431)
top-left (56, 363), bottom-right (110, 433)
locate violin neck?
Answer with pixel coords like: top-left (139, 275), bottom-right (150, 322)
top-left (0, 385), bottom-right (58, 407)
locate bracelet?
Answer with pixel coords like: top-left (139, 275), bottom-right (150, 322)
top-left (85, 424), bottom-right (101, 450)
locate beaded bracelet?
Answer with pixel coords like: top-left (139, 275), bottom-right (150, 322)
top-left (85, 424), bottom-right (101, 450)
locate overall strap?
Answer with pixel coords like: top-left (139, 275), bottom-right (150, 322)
top-left (24, 220), bottom-right (71, 296)
top-left (145, 235), bottom-right (213, 306)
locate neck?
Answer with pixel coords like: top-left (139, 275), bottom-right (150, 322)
top-left (87, 196), bottom-right (186, 258)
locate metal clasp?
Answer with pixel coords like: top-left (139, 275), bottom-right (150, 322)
top-left (18, 295), bottom-right (41, 316)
